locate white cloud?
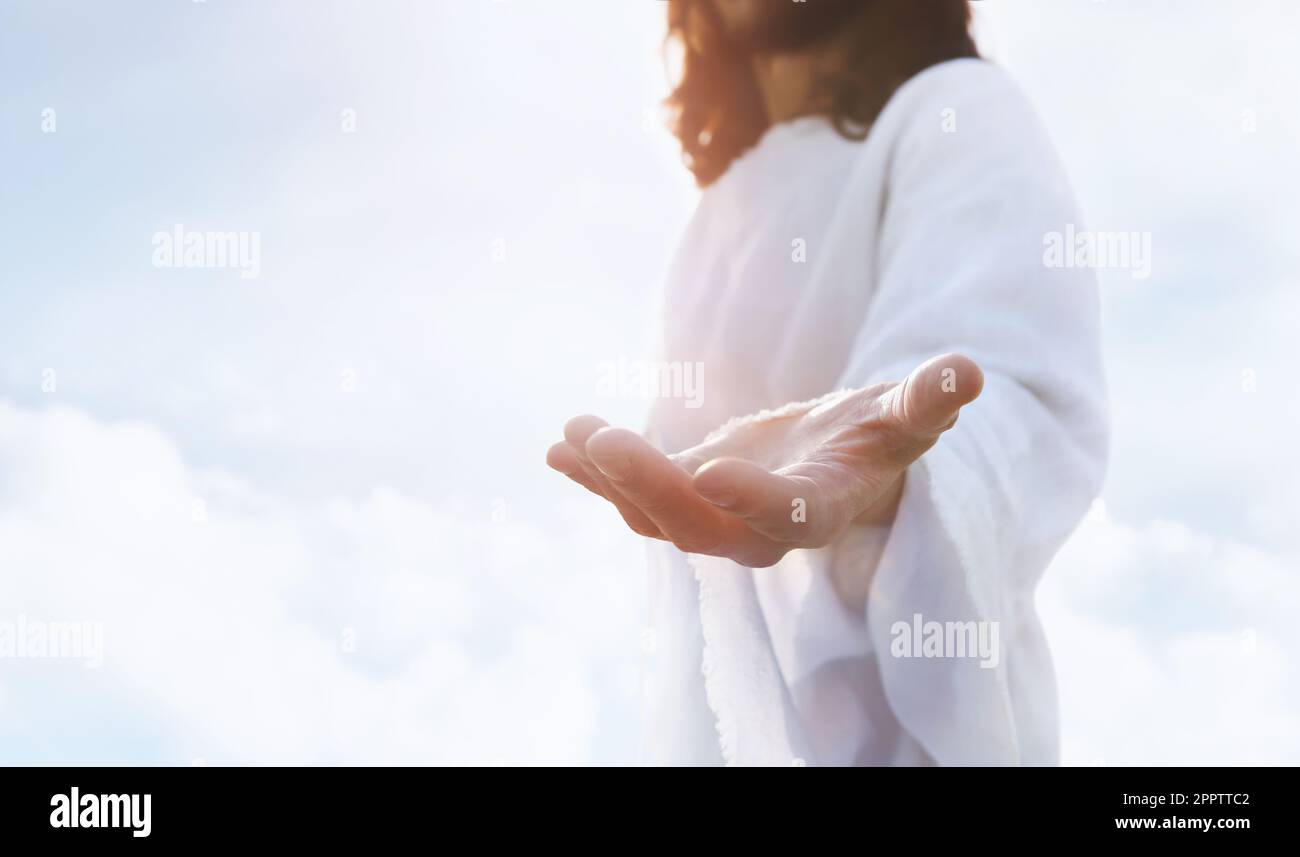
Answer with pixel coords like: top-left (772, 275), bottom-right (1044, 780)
top-left (0, 400), bottom-right (642, 764)
top-left (1041, 511), bottom-right (1300, 765)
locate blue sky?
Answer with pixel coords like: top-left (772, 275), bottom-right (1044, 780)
top-left (1, 0), bottom-right (1297, 764)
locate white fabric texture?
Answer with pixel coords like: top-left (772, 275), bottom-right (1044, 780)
top-left (639, 59), bottom-right (1108, 766)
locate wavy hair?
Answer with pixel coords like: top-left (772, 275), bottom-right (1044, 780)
top-left (664, 0), bottom-right (978, 186)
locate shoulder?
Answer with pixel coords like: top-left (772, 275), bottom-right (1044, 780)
top-left (869, 58), bottom-right (1076, 203)
top-left (880, 58), bottom-right (1045, 139)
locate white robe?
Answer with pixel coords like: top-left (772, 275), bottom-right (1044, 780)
top-left (641, 58), bottom-right (1108, 766)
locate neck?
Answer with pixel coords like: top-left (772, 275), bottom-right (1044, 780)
top-left (749, 52), bottom-right (817, 125)
top-left (747, 0), bottom-right (975, 128)
top-left (745, 7), bottom-right (868, 125)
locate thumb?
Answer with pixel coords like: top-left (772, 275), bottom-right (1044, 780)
top-left (889, 353), bottom-right (984, 436)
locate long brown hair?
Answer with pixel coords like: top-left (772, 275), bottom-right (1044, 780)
top-left (664, 0), bottom-right (978, 186)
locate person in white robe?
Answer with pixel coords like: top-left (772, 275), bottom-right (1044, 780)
top-left (547, 1), bottom-right (1106, 766)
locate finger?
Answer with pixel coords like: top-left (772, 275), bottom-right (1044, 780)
top-left (546, 441), bottom-right (607, 499)
top-left (845, 354), bottom-right (983, 472)
top-left (692, 457), bottom-right (830, 545)
top-left (889, 352), bottom-right (983, 436)
top-left (584, 426), bottom-right (761, 558)
top-left (562, 416), bottom-right (665, 539)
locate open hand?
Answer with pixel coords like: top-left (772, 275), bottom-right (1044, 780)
top-left (547, 354), bottom-right (982, 568)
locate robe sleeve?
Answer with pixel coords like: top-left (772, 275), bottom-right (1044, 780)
top-left (840, 62), bottom-right (1109, 764)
